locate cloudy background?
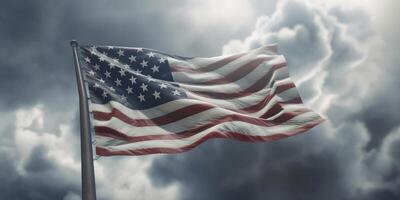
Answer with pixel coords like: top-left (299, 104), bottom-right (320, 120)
top-left (0, 0), bottom-right (399, 199)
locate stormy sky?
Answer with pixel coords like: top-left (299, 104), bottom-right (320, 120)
top-left (0, 0), bottom-right (399, 199)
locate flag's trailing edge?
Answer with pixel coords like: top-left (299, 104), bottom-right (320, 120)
top-left (78, 44), bottom-right (324, 156)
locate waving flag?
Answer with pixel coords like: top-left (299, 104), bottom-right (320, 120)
top-left (79, 44), bottom-right (324, 156)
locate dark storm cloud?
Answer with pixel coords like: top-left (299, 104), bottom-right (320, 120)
top-left (358, 79), bottom-right (400, 150)
top-left (149, 1), bottom-right (400, 200)
top-left (0, 0), bottom-right (76, 110)
top-left (23, 145), bottom-right (54, 172)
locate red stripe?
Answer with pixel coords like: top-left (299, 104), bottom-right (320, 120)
top-left (200, 56), bottom-right (273, 85)
top-left (93, 104), bottom-right (214, 126)
top-left (260, 97), bottom-right (302, 118)
top-left (171, 53), bottom-right (245, 73)
top-left (93, 71), bottom-right (299, 127)
top-left (95, 118), bottom-right (324, 156)
top-left (93, 91), bottom-right (300, 128)
top-left (94, 108), bottom-right (310, 142)
top-left (186, 63), bottom-right (288, 99)
top-left (238, 87), bottom-right (301, 114)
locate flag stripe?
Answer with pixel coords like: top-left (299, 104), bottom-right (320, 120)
top-left (186, 78), bottom-right (296, 105)
top-left (93, 108), bottom-right (312, 141)
top-left (170, 54), bottom-right (284, 85)
top-left (170, 53), bottom-right (246, 73)
top-left (95, 117), bottom-right (323, 156)
top-left (92, 85), bottom-right (302, 132)
top-left (181, 61), bottom-right (291, 100)
top-left (93, 103), bottom-right (214, 126)
top-left (92, 102), bottom-right (309, 138)
top-left (177, 64), bottom-right (289, 94)
top-left (92, 96), bottom-right (302, 127)
top-left (90, 77), bottom-right (300, 120)
top-left (195, 57), bottom-right (272, 85)
top-left (187, 79), bottom-right (295, 100)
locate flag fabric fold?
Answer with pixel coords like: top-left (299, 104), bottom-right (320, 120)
top-left (78, 44), bottom-right (324, 156)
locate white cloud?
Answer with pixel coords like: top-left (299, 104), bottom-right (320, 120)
top-left (95, 156), bottom-right (179, 200)
top-left (13, 105), bottom-right (179, 200)
top-left (218, 0), bottom-right (400, 197)
top-left (221, 0), bottom-right (385, 118)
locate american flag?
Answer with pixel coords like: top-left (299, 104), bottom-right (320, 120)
top-left (79, 44), bottom-right (324, 156)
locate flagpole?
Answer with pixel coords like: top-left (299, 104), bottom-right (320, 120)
top-left (70, 40), bottom-right (97, 200)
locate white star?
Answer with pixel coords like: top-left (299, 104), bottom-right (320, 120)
top-left (126, 86), bottom-right (133, 94)
top-left (128, 55), bottom-right (136, 62)
top-left (115, 78), bottom-right (122, 86)
top-left (129, 76), bottom-right (137, 84)
top-left (104, 71), bottom-right (111, 78)
top-left (117, 49), bottom-right (124, 57)
top-left (93, 64), bottom-right (100, 70)
top-left (102, 91), bottom-right (108, 98)
top-left (151, 65), bottom-right (159, 73)
top-left (140, 83), bottom-right (148, 92)
top-left (90, 47), bottom-right (97, 55)
top-left (152, 91), bottom-right (160, 99)
top-left (138, 93), bottom-right (145, 102)
top-left (136, 48), bottom-right (143, 52)
top-left (99, 78), bottom-right (105, 84)
top-left (147, 52), bottom-right (155, 58)
top-left (99, 54), bottom-right (106, 62)
top-left (121, 94), bottom-right (127, 101)
top-left (158, 57), bottom-right (166, 63)
top-left (109, 86), bottom-right (115, 92)
top-left (119, 69), bottom-right (126, 76)
top-left (159, 83), bottom-right (167, 89)
top-left (172, 90), bottom-right (180, 96)
top-left (93, 83), bottom-right (100, 88)
top-left (88, 70), bottom-right (95, 76)
top-left (140, 60), bottom-right (148, 68)
top-left (108, 62), bottom-right (116, 69)
top-left (84, 57), bottom-right (91, 63)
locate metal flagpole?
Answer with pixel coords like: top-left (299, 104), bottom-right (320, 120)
top-left (70, 40), bottom-right (97, 200)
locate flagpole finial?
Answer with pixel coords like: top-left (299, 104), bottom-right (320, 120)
top-left (70, 40), bottom-right (79, 47)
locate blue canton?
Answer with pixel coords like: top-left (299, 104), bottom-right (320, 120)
top-left (79, 46), bottom-right (187, 109)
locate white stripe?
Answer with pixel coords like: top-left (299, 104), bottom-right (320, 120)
top-left (92, 102), bottom-right (311, 137)
top-left (170, 54), bottom-right (285, 84)
top-left (177, 64), bottom-right (289, 94)
top-left (185, 78), bottom-right (296, 111)
top-left (90, 83), bottom-right (300, 126)
top-left (95, 111), bottom-right (321, 149)
top-left (170, 45), bottom-right (279, 68)
top-left (90, 99), bottom-right (201, 119)
top-left (93, 107), bottom-right (230, 136)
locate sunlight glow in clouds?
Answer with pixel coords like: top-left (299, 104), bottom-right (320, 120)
top-left (181, 0), bottom-right (255, 30)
